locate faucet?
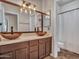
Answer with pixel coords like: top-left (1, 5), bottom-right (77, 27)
top-left (11, 26), bottom-right (13, 34)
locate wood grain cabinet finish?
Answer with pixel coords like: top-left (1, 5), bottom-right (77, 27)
top-left (29, 40), bottom-right (38, 59)
top-left (15, 48), bottom-right (28, 59)
top-left (39, 39), bottom-right (46, 59)
top-left (45, 38), bottom-right (52, 56)
top-left (0, 42), bottom-right (29, 59)
top-left (0, 52), bottom-right (15, 59)
top-left (0, 37), bottom-right (52, 59)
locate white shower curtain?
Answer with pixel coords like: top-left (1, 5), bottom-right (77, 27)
top-left (58, 9), bottom-right (79, 54)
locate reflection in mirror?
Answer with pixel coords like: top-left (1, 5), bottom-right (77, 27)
top-left (19, 12), bottom-right (30, 32)
top-left (0, 9), bottom-right (3, 32)
top-left (29, 11), bottom-right (36, 31)
top-left (35, 12), bottom-right (42, 31)
top-left (0, 2), bottom-right (51, 32)
top-left (43, 14), bottom-right (51, 32)
top-left (5, 13), bottom-right (18, 32)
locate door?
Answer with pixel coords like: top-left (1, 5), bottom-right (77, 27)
top-left (29, 40), bottom-right (38, 59)
top-left (45, 38), bottom-right (52, 56)
top-left (39, 39), bottom-right (45, 59)
top-left (15, 48), bottom-right (28, 59)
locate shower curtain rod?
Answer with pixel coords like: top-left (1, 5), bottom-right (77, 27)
top-left (58, 7), bottom-right (79, 15)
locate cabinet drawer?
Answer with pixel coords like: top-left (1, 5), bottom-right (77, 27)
top-left (30, 51), bottom-right (38, 59)
top-left (0, 42), bottom-right (28, 53)
top-left (29, 40), bottom-right (38, 47)
top-left (39, 39), bottom-right (45, 44)
top-left (30, 46), bottom-right (38, 52)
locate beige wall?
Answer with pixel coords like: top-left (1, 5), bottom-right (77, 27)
top-left (42, 0), bottom-right (51, 12)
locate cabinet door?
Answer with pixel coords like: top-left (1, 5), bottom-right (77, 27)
top-left (30, 50), bottom-right (38, 59)
top-left (0, 52), bottom-right (15, 59)
top-left (45, 38), bottom-right (52, 56)
top-left (29, 40), bottom-right (38, 59)
top-left (39, 39), bottom-right (45, 59)
top-left (15, 48), bottom-right (28, 59)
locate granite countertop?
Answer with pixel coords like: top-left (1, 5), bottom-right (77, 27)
top-left (0, 33), bottom-right (52, 46)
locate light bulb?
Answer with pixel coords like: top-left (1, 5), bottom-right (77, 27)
top-left (28, 6), bottom-right (31, 9)
top-left (20, 8), bottom-right (23, 12)
top-left (33, 8), bottom-right (36, 11)
top-left (29, 10), bottom-right (31, 14)
top-left (25, 10), bottom-right (27, 13)
top-left (22, 0), bottom-right (26, 8)
top-left (23, 4), bottom-right (26, 7)
top-left (47, 11), bottom-right (50, 15)
top-left (33, 5), bottom-right (36, 10)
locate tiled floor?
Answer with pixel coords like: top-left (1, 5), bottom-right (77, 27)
top-left (44, 49), bottom-right (79, 59)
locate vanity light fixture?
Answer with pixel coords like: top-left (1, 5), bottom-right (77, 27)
top-left (20, 0), bottom-right (36, 13)
top-left (46, 11), bottom-right (50, 15)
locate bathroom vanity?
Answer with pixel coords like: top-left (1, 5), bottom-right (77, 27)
top-left (0, 33), bottom-right (52, 59)
top-left (0, 1), bottom-right (52, 59)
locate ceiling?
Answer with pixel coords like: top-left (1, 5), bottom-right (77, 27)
top-left (56, 0), bottom-right (76, 6)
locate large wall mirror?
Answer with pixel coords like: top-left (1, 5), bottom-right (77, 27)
top-left (0, 1), bottom-right (51, 32)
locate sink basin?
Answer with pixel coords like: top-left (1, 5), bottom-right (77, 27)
top-left (36, 31), bottom-right (47, 36)
top-left (1, 32), bottom-right (22, 40)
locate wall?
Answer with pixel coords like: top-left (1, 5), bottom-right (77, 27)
top-left (60, 0), bottom-right (79, 13)
top-left (56, 3), bottom-right (61, 14)
top-left (42, 0), bottom-right (51, 12)
top-left (41, 0), bottom-right (58, 57)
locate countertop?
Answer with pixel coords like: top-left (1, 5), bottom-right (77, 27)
top-left (0, 33), bottom-right (52, 46)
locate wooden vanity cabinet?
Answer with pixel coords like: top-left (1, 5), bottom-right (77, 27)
top-left (0, 37), bottom-right (52, 59)
top-left (0, 42), bottom-right (29, 59)
top-left (29, 40), bottom-right (39, 59)
top-left (39, 39), bottom-right (46, 59)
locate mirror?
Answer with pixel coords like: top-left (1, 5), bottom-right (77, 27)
top-left (5, 13), bottom-right (18, 32)
top-left (43, 14), bottom-right (51, 32)
top-left (0, 2), bottom-right (51, 32)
